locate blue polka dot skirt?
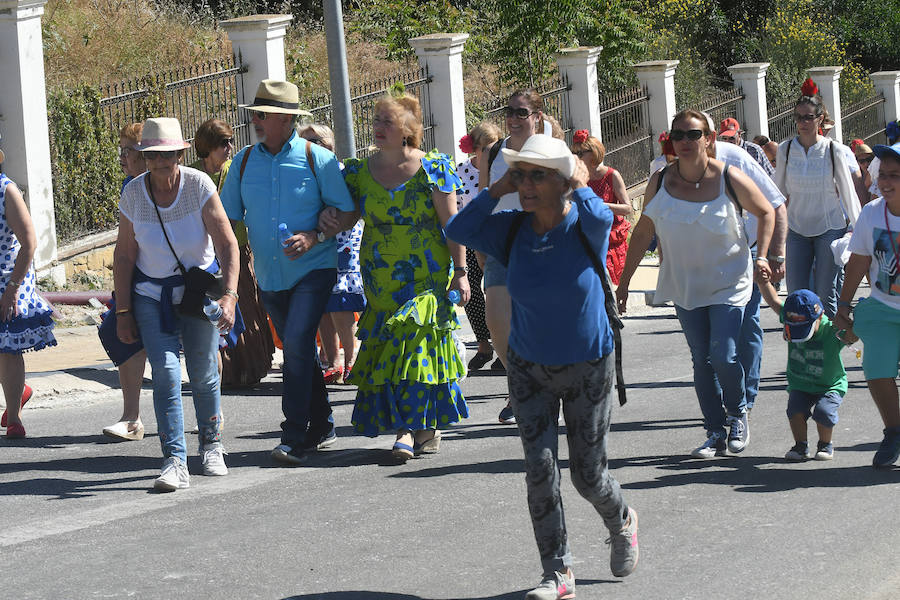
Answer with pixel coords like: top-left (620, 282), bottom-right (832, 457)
top-left (0, 175), bottom-right (56, 354)
top-left (349, 289), bottom-right (468, 436)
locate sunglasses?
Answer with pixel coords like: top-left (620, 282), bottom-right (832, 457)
top-left (221, 138), bottom-right (234, 147)
top-left (857, 156), bottom-right (872, 165)
top-left (505, 106), bottom-right (535, 119)
top-left (249, 110), bottom-right (268, 121)
top-left (670, 129), bottom-right (704, 142)
top-left (510, 168), bottom-right (552, 185)
top-left (718, 135), bottom-right (737, 143)
top-left (142, 150), bottom-right (178, 160)
top-left (118, 147), bottom-right (137, 158)
top-left (304, 137), bottom-right (324, 146)
top-left (794, 113), bottom-right (819, 123)
top-left (573, 149), bottom-right (591, 158)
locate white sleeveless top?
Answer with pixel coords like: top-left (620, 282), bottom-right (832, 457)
top-left (643, 169), bottom-right (752, 309)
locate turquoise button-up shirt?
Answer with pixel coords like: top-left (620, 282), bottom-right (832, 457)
top-left (220, 132), bottom-right (355, 292)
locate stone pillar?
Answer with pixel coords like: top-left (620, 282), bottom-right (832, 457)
top-left (408, 33), bottom-right (469, 165)
top-left (728, 62), bottom-right (770, 139)
top-left (808, 66), bottom-right (844, 142)
top-left (870, 71), bottom-right (900, 126)
top-left (634, 60), bottom-right (679, 156)
top-left (555, 47), bottom-right (603, 140)
top-left (221, 14), bottom-right (293, 143)
top-left (0, 0), bottom-right (63, 284)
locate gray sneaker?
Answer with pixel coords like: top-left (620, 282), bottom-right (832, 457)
top-left (727, 413), bottom-right (750, 453)
top-left (524, 569), bottom-right (575, 600)
top-left (201, 443), bottom-right (228, 476)
top-left (691, 432), bottom-right (727, 458)
top-left (607, 507), bottom-right (639, 578)
top-left (154, 456), bottom-right (190, 491)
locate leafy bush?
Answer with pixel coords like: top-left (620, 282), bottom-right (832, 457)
top-left (47, 86), bottom-right (122, 243)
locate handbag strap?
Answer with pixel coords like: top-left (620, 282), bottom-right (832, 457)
top-left (145, 176), bottom-right (188, 277)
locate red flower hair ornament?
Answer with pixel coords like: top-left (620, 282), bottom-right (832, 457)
top-left (801, 78), bottom-right (819, 97)
top-left (573, 129), bottom-right (590, 144)
top-left (849, 139), bottom-right (865, 152)
top-left (458, 134), bottom-right (475, 154)
top-left (658, 131), bottom-right (670, 144)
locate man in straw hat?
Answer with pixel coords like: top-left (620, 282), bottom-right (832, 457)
top-left (220, 79), bottom-right (357, 465)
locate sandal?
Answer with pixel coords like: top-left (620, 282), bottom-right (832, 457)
top-left (323, 367), bottom-right (342, 384)
top-left (391, 430), bottom-right (414, 461)
top-left (102, 419), bottom-right (145, 441)
top-left (467, 351), bottom-right (493, 371)
top-left (414, 429), bottom-right (441, 455)
top-left (1, 384), bottom-right (33, 428)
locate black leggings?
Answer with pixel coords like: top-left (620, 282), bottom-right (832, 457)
top-left (463, 247), bottom-right (490, 343)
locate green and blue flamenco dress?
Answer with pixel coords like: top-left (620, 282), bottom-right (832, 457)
top-left (342, 150), bottom-right (468, 436)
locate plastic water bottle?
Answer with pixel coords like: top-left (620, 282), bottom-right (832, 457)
top-left (448, 289), bottom-right (461, 305)
top-left (278, 222), bottom-right (291, 247)
top-left (203, 299), bottom-right (222, 323)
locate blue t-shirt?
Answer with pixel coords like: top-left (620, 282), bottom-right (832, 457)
top-left (219, 132), bottom-right (355, 292)
top-left (446, 186), bottom-right (614, 365)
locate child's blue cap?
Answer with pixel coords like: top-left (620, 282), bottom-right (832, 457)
top-left (873, 141), bottom-right (900, 163)
top-left (783, 289), bottom-right (824, 343)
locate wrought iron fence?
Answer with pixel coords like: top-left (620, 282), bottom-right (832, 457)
top-left (301, 67), bottom-right (434, 158)
top-left (599, 86), bottom-right (653, 188)
top-left (693, 85), bottom-right (744, 130)
top-left (842, 93), bottom-right (887, 146)
top-left (767, 96), bottom-right (798, 144)
top-left (481, 74), bottom-right (573, 143)
top-left (98, 56), bottom-right (248, 165)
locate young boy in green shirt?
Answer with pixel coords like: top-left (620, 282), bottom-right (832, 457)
top-left (758, 283), bottom-right (857, 460)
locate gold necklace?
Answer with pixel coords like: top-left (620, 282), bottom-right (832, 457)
top-left (676, 158), bottom-right (709, 189)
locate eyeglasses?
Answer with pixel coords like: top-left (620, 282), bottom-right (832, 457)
top-left (119, 147), bottom-right (136, 158)
top-left (857, 156), bottom-right (872, 165)
top-left (221, 138), bottom-right (234, 147)
top-left (249, 110), bottom-right (268, 121)
top-left (794, 113), bottom-right (819, 123)
top-left (505, 106), bottom-right (535, 120)
top-left (670, 129), bottom-right (704, 142)
top-left (142, 150), bottom-right (178, 160)
top-left (510, 168), bottom-right (552, 185)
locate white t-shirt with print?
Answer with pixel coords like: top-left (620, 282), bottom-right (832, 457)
top-left (848, 197), bottom-right (900, 310)
top-left (119, 166), bottom-right (217, 303)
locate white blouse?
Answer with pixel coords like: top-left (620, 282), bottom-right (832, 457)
top-left (775, 136), bottom-right (861, 237)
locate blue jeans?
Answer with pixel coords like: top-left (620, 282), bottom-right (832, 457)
top-left (785, 227), bottom-right (846, 318)
top-left (739, 280), bottom-right (763, 411)
top-left (675, 303), bottom-right (747, 438)
top-left (260, 268), bottom-right (336, 447)
top-left (133, 293), bottom-right (222, 463)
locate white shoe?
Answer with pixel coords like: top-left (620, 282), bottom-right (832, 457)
top-left (154, 457), bottom-right (190, 491)
top-left (201, 443), bottom-right (228, 476)
top-left (102, 420), bottom-right (144, 441)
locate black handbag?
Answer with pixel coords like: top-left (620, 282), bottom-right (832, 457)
top-left (146, 177), bottom-right (224, 319)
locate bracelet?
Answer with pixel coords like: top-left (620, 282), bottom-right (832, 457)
top-left (115, 308), bottom-right (131, 315)
top-left (7, 278), bottom-right (22, 288)
top-left (223, 288), bottom-right (239, 301)
top-left (755, 257), bottom-right (768, 263)
top-left (454, 266), bottom-right (468, 275)
top-left (767, 255), bottom-right (785, 264)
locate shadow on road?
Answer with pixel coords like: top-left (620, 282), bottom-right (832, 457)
top-left (284, 581), bottom-right (616, 600)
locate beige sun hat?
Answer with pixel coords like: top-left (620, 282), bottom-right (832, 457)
top-left (240, 79), bottom-right (312, 116)
top-left (0, 148), bottom-right (5, 165)
top-left (501, 135), bottom-right (576, 179)
top-left (135, 118), bottom-right (191, 151)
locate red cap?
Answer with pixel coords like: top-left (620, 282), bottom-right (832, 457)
top-left (718, 118), bottom-right (741, 137)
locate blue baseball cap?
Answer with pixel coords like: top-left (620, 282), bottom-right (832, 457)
top-left (783, 289), bottom-right (824, 343)
top-left (873, 141), bottom-right (900, 163)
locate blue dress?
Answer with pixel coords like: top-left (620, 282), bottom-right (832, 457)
top-left (0, 175), bottom-right (56, 353)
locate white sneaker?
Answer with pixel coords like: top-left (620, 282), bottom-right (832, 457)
top-left (154, 456), bottom-right (190, 491)
top-left (201, 443), bottom-right (228, 476)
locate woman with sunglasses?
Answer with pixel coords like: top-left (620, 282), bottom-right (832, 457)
top-left (774, 81), bottom-right (861, 318)
top-left (192, 118), bottom-right (274, 387)
top-left (478, 89), bottom-right (546, 425)
top-left (570, 129), bottom-right (634, 284)
top-left (114, 117), bottom-right (239, 490)
top-left (616, 110), bottom-right (775, 458)
top-left (447, 135), bottom-right (639, 599)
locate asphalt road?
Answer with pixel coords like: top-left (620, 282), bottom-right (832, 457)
top-left (2, 299), bottom-right (899, 600)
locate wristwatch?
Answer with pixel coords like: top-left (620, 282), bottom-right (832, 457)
top-left (454, 266), bottom-right (468, 275)
top-left (315, 229), bottom-right (326, 243)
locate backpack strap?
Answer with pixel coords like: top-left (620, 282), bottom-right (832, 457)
top-left (487, 138), bottom-right (505, 173)
top-left (654, 164), bottom-right (670, 194)
top-left (503, 211), bottom-right (529, 265)
top-left (784, 138), bottom-right (792, 169)
top-left (574, 219), bottom-right (627, 406)
top-left (239, 144), bottom-right (253, 181)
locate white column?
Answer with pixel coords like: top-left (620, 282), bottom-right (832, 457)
top-left (634, 60), bottom-right (679, 155)
top-left (408, 33), bottom-right (470, 165)
top-left (870, 71), bottom-right (900, 126)
top-left (808, 66), bottom-right (844, 142)
top-left (0, 0), bottom-right (62, 284)
top-left (728, 62), bottom-right (770, 139)
top-left (221, 14), bottom-right (293, 143)
top-left (555, 47), bottom-right (603, 140)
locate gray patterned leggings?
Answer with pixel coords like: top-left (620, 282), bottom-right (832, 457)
top-left (508, 347), bottom-right (628, 575)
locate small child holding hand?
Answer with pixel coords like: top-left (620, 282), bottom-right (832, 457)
top-left (757, 282), bottom-right (857, 461)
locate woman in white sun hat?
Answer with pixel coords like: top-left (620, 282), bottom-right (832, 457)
top-left (447, 134), bottom-right (639, 600)
top-left (113, 117), bottom-right (239, 491)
